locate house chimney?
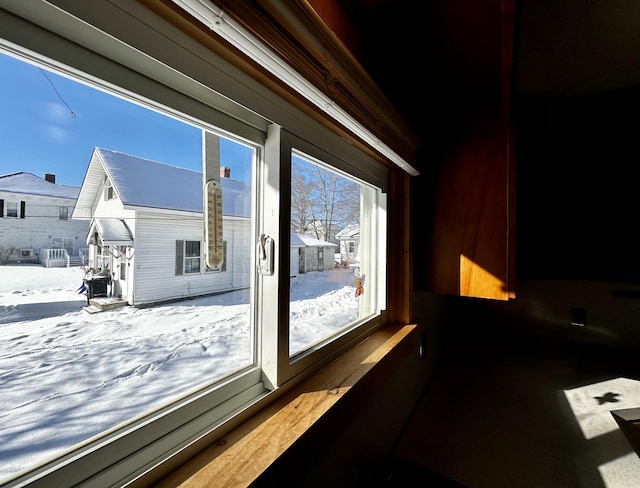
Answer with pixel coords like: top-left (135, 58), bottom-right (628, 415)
top-left (220, 166), bottom-right (230, 178)
top-left (45, 173), bottom-right (56, 184)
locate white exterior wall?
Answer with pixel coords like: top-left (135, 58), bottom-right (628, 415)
top-left (299, 245), bottom-right (336, 273)
top-left (131, 212), bottom-right (251, 306)
top-left (0, 190), bottom-right (90, 262)
top-left (339, 237), bottom-right (360, 264)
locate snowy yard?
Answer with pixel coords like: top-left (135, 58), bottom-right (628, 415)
top-left (0, 264), bottom-right (359, 481)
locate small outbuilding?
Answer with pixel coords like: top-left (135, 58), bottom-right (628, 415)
top-left (296, 233), bottom-right (338, 273)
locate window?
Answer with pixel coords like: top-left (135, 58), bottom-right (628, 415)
top-left (184, 240), bottom-right (201, 274)
top-left (104, 180), bottom-right (115, 200)
top-left (6, 202), bottom-right (17, 217)
top-left (0, 2), bottom-right (398, 486)
top-left (288, 151), bottom-right (385, 358)
top-left (349, 241), bottom-right (355, 253)
top-left (58, 206), bottom-right (68, 220)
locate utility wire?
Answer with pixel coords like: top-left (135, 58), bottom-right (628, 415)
top-left (39, 68), bottom-right (77, 119)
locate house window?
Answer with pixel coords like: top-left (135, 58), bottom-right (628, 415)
top-left (0, 2), bottom-right (398, 486)
top-left (184, 240), bottom-right (201, 274)
top-left (6, 202), bottom-right (17, 217)
top-left (58, 206), bottom-right (68, 220)
top-left (175, 240), bottom-right (203, 275)
top-left (349, 241), bottom-right (355, 253)
top-left (104, 180), bottom-right (115, 200)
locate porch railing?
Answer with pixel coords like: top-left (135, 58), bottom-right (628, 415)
top-left (40, 248), bottom-right (68, 268)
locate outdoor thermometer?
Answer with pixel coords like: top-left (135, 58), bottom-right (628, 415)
top-left (205, 179), bottom-right (224, 270)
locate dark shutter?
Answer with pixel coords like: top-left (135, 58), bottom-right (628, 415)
top-left (221, 240), bottom-right (227, 272)
top-left (20, 201), bottom-right (26, 218)
top-left (175, 240), bottom-right (184, 276)
top-left (0, 199), bottom-right (3, 217)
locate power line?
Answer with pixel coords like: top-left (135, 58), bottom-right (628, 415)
top-left (39, 68), bottom-right (77, 119)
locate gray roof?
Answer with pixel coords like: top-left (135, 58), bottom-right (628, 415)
top-left (0, 172), bottom-right (80, 200)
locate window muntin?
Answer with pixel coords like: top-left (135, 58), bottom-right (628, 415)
top-left (58, 206), bottom-right (68, 220)
top-left (6, 202), bottom-right (17, 217)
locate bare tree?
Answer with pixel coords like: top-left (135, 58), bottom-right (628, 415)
top-left (290, 157), bottom-right (359, 242)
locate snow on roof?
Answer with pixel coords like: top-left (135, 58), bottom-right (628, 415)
top-left (88, 218), bottom-right (133, 246)
top-left (336, 223), bottom-right (359, 238)
top-left (0, 172), bottom-right (79, 199)
top-left (95, 148), bottom-right (250, 217)
top-left (290, 231), bottom-right (305, 247)
top-left (296, 233), bottom-right (338, 247)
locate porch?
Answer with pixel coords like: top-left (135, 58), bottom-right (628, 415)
top-left (39, 248), bottom-right (89, 268)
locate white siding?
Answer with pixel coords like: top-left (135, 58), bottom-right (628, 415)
top-left (0, 190), bottom-right (90, 261)
top-left (131, 212), bottom-right (251, 305)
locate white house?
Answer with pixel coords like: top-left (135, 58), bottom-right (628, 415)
top-left (72, 147), bottom-right (251, 306)
top-left (0, 172), bottom-right (90, 266)
top-left (336, 223), bottom-right (360, 266)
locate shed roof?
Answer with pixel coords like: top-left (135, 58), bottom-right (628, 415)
top-left (296, 234), bottom-right (337, 247)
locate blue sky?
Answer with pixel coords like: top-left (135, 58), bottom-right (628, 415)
top-left (0, 51), bottom-right (253, 186)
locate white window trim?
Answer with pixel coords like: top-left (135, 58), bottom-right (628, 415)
top-left (183, 240), bottom-right (202, 275)
top-left (172, 0), bottom-right (419, 177)
top-left (0, 2), bottom-right (390, 486)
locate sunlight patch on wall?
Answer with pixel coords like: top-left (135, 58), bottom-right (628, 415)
top-left (459, 254), bottom-right (506, 299)
top-left (564, 377), bottom-right (640, 440)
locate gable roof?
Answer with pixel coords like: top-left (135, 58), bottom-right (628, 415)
top-left (336, 223), bottom-right (359, 239)
top-left (0, 172), bottom-right (79, 200)
top-left (74, 147), bottom-right (250, 218)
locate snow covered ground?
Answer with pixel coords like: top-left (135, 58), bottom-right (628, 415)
top-left (0, 264), bottom-right (358, 482)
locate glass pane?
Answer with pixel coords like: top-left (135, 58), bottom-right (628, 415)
top-left (0, 49), bottom-right (256, 482)
top-left (185, 240), bottom-right (200, 257)
top-left (289, 153), bottom-right (379, 356)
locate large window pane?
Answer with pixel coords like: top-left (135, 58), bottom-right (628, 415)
top-left (289, 153), bottom-right (382, 356)
top-left (0, 49), bottom-right (256, 483)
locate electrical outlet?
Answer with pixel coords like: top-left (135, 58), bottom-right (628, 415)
top-left (419, 330), bottom-right (428, 359)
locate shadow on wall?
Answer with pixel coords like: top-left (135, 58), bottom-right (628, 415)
top-left (453, 279), bottom-right (640, 351)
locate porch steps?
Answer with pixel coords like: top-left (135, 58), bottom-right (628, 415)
top-left (68, 257), bottom-right (83, 267)
top-left (85, 297), bottom-right (127, 313)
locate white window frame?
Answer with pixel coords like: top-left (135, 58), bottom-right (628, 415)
top-left (58, 206), bottom-right (68, 220)
top-left (183, 240), bottom-right (201, 274)
top-left (0, 1), bottom-right (391, 486)
top-left (103, 180), bottom-right (115, 200)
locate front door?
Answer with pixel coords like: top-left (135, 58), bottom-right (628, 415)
top-left (52, 237), bottom-right (74, 256)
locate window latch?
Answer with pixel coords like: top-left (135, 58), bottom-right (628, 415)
top-left (257, 234), bottom-right (274, 275)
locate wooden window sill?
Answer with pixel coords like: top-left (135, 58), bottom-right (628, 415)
top-left (154, 322), bottom-right (416, 487)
